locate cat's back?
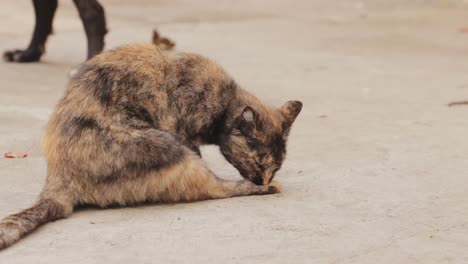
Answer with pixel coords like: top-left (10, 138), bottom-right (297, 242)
top-left (59, 43), bottom-right (230, 112)
top-left (71, 43), bottom-right (172, 99)
top-left (89, 43), bottom-right (169, 71)
top-left (43, 44), bottom-right (236, 162)
top-left (49, 44), bottom-right (173, 124)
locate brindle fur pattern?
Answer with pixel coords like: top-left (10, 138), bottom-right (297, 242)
top-left (0, 44), bottom-right (302, 249)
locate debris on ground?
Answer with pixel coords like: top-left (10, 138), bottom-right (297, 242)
top-left (448, 101), bottom-right (468, 107)
top-left (4, 152), bottom-right (28, 158)
top-left (152, 29), bottom-right (176, 50)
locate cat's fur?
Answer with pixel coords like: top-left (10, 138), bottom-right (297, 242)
top-left (0, 44), bottom-right (302, 249)
top-left (3, 0), bottom-right (106, 62)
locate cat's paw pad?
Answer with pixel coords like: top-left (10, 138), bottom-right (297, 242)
top-left (267, 180), bottom-right (282, 194)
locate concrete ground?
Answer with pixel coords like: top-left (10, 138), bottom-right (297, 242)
top-left (1, 0), bottom-right (468, 263)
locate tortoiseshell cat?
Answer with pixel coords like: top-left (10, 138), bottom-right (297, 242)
top-left (0, 44), bottom-right (302, 249)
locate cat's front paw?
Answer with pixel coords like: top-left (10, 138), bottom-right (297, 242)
top-left (267, 180), bottom-right (282, 194)
top-left (3, 48), bottom-right (42, 63)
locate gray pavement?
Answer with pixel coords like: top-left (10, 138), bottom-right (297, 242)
top-left (1, 1), bottom-right (468, 263)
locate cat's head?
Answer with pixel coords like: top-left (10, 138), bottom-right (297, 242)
top-left (220, 101), bottom-right (302, 185)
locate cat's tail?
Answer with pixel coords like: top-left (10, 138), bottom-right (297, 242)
top-left (0, 198), bottom-right (69, 250)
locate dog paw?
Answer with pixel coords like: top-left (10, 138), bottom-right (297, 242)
top-left (3, 48), bottom-right (42, 63)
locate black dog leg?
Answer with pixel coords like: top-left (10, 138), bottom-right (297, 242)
top-left (4, 0), bottom-right (57, 62)
top-left (73, 0), bottom-right (107, 60)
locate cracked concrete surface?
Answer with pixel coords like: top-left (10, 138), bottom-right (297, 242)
top-left (1, 0), bottom-right (468, 263)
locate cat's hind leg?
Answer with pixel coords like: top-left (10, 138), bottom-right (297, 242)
top-left (79, 150), bottom-right (279, 207)
top-left (70, 128), bottom-right (277, 207)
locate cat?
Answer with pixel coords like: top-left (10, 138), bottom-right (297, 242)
top-left (3, 0), bottom-right (106, 62)
top-left (0, 44), bottom-right (302, 249)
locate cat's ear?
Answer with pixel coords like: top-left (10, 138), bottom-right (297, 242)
top-left (237, 106), bottom-right (258, 137)
top-left (281, 100), bottom-right (303, 126)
